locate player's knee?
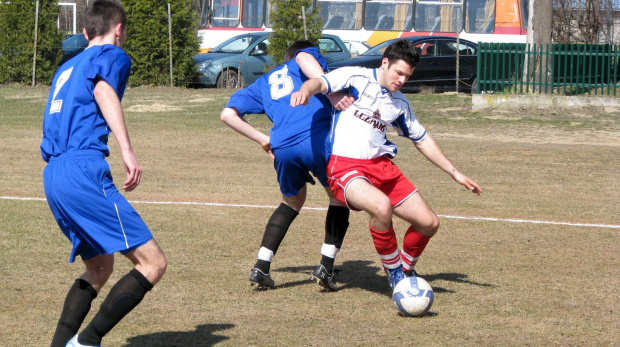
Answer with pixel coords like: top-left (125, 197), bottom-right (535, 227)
top-left (149, 252), bottom-right (168, 283)
top-left (418, 216), bottom-right (440, 237)
top-left (84, 263), bottom-right (114, 287)
top-left (372, 199), bottom-right (393, 226)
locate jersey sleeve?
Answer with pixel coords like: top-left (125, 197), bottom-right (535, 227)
top-left (390, 98), bottom-right (427, 142)
top-left (321, 66), bottom-right (369, 94)
top-left (226, 80), bottom-right (265, 116)
top-left (87, 46), bottom-right (131, 100)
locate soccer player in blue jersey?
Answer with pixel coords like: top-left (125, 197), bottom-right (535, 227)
top-left (41, 1), bottom-right (167, 346)
top-left (220, 40), bottom-right (353, 291)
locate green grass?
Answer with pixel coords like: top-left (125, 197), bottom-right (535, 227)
top-left (0, 85), bottom-right (618, 346)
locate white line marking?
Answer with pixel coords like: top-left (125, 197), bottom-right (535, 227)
top-left (2, 196), bottom-right (618, 229)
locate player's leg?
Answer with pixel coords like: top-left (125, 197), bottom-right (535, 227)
top-left (393, 192), bottom-right (439, 275)
top-left (345, 178), bottom-right (404, 288)
top-left (50, 254), bottom-right (113, 347)
top-left (250, 145), bottom-right (312, 288)
top-left (312, 188), bottom-right (349, 291)
top-left (250, 187), bottom-right (304, 288)
top-left (76, 239), bottom-right (166, 346)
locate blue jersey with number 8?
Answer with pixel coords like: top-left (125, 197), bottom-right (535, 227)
top-left (226, 47), bottom-right (332, 150)
top-left (41, 44), bottom-right (131, 163)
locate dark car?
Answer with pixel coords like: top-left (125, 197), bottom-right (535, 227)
top-left (61, 33), bottom-right (88, 63)
top-left (328, 36), bottom-right (478, 93)
top-left (193, 32), bottom-right (351, 88)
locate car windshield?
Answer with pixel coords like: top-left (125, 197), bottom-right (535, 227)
top-left (361, 40), bottom-right (394, 56)
top-left (211, 35), bottom-right (262, 53)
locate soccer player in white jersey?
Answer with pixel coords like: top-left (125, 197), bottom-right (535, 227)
top-left (41, 1), bottom-right (167, 346)
top-left (220, 41), bottom-right (353, 291)
top-left (291, 39), bottom-right (482, 290)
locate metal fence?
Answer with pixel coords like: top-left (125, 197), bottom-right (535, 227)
top-left (477, 42), bottom-right (620, 96)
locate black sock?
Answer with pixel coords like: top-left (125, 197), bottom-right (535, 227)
top-left (254, 259), bottom-right (271, 274)
top-left (320, 205), bottom-right (350, 272)
top-left (321, 254), bottom-right (335, 273)
top-left (254, 203), bottom-right (298, 272)
top-left (78, 269), bottom-right (153, 345)
top-left (50, 279), bottom-right (97, 347)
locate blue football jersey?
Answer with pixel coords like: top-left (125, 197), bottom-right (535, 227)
top-left (226, 47), bottom-right (332, 149)
top-left (40, 44), bottom-right (131, 162)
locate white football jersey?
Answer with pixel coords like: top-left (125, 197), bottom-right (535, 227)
top-left (322, 66), bottom-right (427, 159)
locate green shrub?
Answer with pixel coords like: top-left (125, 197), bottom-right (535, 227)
top-left (123, 0), bottom-right (200, 87)
top-left (0, 0), bottom-right (62, 85)
top-left (269, 0), bottom-right (322, 66)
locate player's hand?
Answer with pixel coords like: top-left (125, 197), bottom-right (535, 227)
top-left (121, 150), bottom-right (142, 192)
top-left (290, 91), bottom-right (309, 107)
top-left (327, 92), bottom-right (354, 111)
top-left (453, 171), bottom-right (482, 196)
top-left (261, 138), bottom-right (274, 160)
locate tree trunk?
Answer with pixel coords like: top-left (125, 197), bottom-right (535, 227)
top-left (525, 0), bottom-right (554, 93)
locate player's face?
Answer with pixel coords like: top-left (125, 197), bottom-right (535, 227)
top-left (380, 58), bottom-right (414, 92)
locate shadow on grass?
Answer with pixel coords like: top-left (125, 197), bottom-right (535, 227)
top-left (124, 323), bottom-right (234, 347)
top-left (276, 260), bottom-right (495, 296)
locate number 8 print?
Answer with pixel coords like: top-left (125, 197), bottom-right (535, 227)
top-left (268, 65), bottom-right (294, 100)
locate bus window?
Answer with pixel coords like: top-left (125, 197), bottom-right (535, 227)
top-left (364, 0), bottom-right (413, 31)
top-left (242, 0), bottom-right (266, 27)
top-left (317, 0), bottom-right (363, 30)
top-left (520, 0), bottom-right (529, 30)
top-left (199, 0), bottom-right (209, 28)
top-left (465, 0), bottom-right (495, 33)
top-left (265, 0), bottom-right (274, 27)
top-left (415, 0), bottom-right (463, 33)
top-left (211, 0), bottom-right (240, 27)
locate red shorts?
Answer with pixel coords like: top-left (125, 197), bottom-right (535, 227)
top-left (327, 155), bottom-right (417, 211)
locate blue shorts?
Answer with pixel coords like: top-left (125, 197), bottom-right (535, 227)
top-left (272, 131), bottom-right (331, 197)
top-left (43, 150), bottom-right (153, 263)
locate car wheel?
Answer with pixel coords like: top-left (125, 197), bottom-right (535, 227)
top-left (217, 69), bottom-right (239, 89)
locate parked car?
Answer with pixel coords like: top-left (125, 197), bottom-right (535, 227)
top-left (343, 40), bottom-right (372, 57)
top-left (61, 33), bottom-right (88, 63)
top-left (328, 36), bottom-right (478, 93)
top-left (193, 32), bottom-right (351, 88)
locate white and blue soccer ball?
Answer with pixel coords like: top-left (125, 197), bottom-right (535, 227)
top-left (392, 276), bottom-right (434, 317)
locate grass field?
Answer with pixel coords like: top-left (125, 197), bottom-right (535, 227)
top-left (0, 85), bottom-right (618, 346)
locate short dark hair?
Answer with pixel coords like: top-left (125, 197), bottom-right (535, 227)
top-left (84, 0), bottom-right (127, 40)
top-left (382, 39), bottom-right (420, 68)
top-left (284, 40), bottom-right (316, 62)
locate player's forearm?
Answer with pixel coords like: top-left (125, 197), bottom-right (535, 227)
top-left (220, 108), bottom-right (269, 145)
top-left (414, 136), bottom-right (458, 178)
top-left (304, 77), bottom-right (327, 96)
top-left (292, 78), bottom-right (326, 107)
top-left (94, 81), bottom-right (133, 152)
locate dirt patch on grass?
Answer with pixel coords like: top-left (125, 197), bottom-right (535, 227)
top-left (126, 103), bottom-right (184, 113)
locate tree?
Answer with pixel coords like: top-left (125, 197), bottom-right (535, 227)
top-left (524, 0), bottom-right (553, 92)
top-left (269, 0), bottom-right (323, 66)
top-left (122, 0), bottom-right (200, 87)
top-left (553, 0), bottom-right (616, 44)
top-left (0, 0), bottom-right (62, 84)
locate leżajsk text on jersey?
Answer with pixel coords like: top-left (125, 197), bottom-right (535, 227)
top-left (322, 66), bottom-right (427, 159)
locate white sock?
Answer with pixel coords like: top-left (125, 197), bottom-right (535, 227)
top-left (257, 247), bottom-right (274, 263)
top-left (320, 243), bottom-right (339, 258)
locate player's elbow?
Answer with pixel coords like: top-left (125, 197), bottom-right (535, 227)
top-left (219, 107), bottom-right (238, 124)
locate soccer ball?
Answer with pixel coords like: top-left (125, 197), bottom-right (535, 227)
top-left (392, 276), bottom-right (434, 317)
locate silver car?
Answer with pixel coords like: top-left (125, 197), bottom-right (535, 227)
top-left (193, 32), bottom-right (351, 88)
